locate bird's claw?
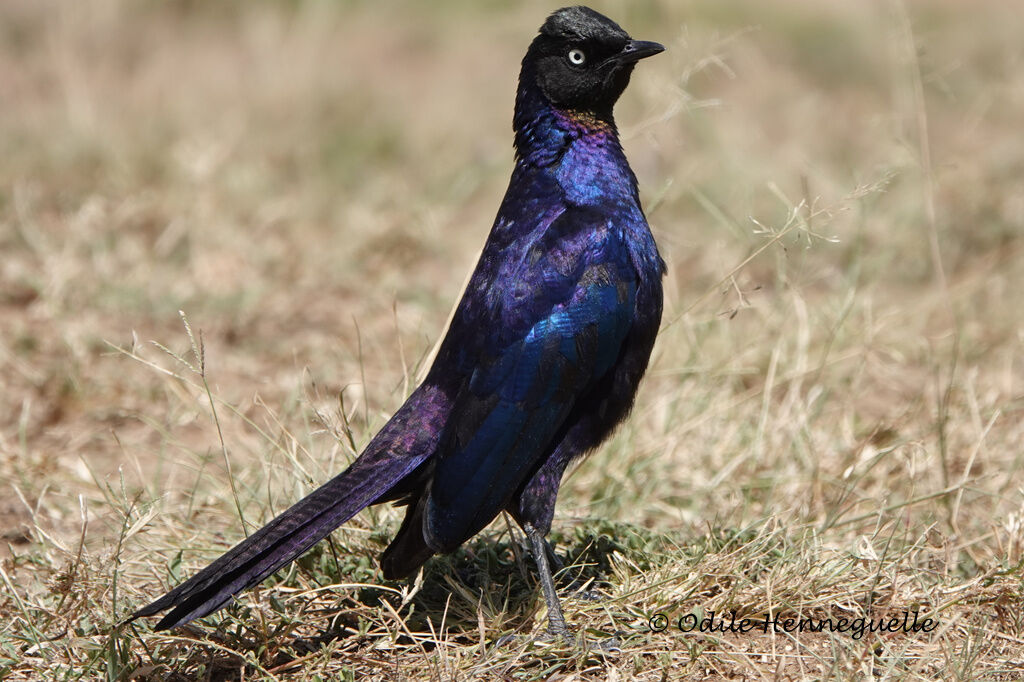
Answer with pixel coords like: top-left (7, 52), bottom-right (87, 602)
top-left (493, 628), bottom-right (622, 653)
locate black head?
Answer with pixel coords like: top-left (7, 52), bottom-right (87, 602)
top-left (522, 6), bottom-right (663, 117)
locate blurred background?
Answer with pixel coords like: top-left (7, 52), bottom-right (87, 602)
top-left (1, 0), bottom-right (1022, 676)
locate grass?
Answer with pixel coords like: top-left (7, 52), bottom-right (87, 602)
top-left (1, 0), bottom-right (1023, 679)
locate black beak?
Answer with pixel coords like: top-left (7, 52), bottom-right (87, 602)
top-left (616, 39), bottom-right (665, 64)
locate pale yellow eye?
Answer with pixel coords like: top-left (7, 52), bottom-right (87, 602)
top-left (567, 48), bottom-right (586, 66)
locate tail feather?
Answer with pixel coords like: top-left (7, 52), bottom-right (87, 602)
top-left (129, 385), bottom-right (450, 630)
top-left (380, 492), bottom-right (434, 580)
top-left (129, 454), bottom-right (422, 630)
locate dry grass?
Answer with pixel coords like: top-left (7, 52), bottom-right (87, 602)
top-left (1, 0), bottom-right (1022, 679)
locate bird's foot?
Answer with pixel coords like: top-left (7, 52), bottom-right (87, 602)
top-left (538, 628), bottom-right (624, 653)
top-left (540, 624), bottom-right (576, 646)
top-left (491, 626), bottom-right (576, 649)
top-left (565, 583), bottom-right (605, 603)
top-left (589, 633), bottom-right (623, 653)
top-left (492, 628), bottom-right (622, 653)
top-left (493, 632), bottom-right (521, 648)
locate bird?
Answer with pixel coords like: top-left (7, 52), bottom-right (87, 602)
top-left (129, 6), bottom-right (665, 639)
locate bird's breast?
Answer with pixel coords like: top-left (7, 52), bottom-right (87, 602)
top-left (555, 136), bottom-right (637, 208)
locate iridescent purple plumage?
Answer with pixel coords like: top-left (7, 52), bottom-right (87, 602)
top-left (130, 6), bottom-right (665, 637)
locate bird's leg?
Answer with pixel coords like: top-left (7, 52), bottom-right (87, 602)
top-left (524, 523), bottom-right (570, 641)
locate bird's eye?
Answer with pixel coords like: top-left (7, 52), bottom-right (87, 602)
top-left (567, 48), bottom-right (586, 66)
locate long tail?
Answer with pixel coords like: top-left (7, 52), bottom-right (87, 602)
top-left (128, 385), bottom-right (447, 630)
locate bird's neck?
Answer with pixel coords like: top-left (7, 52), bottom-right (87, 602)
top-left (512, 81), bottom-right (641, 209)
top-left (512, 81), bottom-right (621, 168)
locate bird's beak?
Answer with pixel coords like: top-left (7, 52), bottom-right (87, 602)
top-left (616, 39), bottom-right (665, 64)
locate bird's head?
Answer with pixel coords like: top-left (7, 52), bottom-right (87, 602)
top-left (519, 6), bottom-right (663, 121)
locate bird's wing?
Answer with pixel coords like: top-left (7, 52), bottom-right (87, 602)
top-left (128, 383), bottom-right (450, 630)
top-left (424, 214), bottom-right (637, 550)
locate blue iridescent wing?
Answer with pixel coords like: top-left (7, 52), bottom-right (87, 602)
top-left (424, 212), bottom-right (637, 550)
